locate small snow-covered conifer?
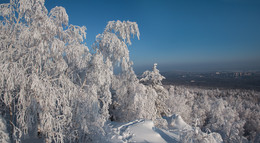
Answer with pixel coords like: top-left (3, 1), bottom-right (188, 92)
top-left (140, 63), bottom-right (169, 117)
top-left (140, 63), bottom-right (165, 86)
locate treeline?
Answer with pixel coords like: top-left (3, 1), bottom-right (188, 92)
top-left (165, 85), bottom-right (260, 142)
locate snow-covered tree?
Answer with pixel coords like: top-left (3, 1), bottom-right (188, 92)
top-left (93, 20), bottom-right (159, 122)
top-left (180, 128), bottom-right (223, 143)
top-left (93, 20), bottom-right (139, 67)
top-left (0, 0), bottom-right (99, 142)
top-left (140, 63), bottom-right (169, 117)
top-left (205, 99), bottom-right (245, 143)
top-left (2, 1), bottom-right (258, 143)
top-left (163, 85), bottom-right (260, 142)
top-left (166, 86), bottom-right (193, 123)
top-left (140, 63), bottom-right (165, 86)
top-left (1, 0), bottom-right (158, 141)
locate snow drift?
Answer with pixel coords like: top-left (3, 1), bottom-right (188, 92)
top-left (106, 114), bottom-right (223, 143)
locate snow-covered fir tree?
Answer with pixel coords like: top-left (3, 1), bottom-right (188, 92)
top-left (140, 63), bottom-right (170, 117)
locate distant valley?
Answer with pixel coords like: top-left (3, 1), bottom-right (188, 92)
top-left (161, 71), bottom-right (260, 91)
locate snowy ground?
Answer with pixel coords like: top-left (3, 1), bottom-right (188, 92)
top-left (105, 114), bottom-right (223, 143)
top-left (21, 114), bottom-right (223, 143)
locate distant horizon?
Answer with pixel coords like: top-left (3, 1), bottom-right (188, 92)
top-left (133, 60), bottom-right (260, 74)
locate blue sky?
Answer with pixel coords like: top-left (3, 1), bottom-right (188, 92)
top-left (2, 0), bottom-right (260, 72)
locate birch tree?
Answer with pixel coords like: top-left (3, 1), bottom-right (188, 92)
top-left (94, 20), bottom-right (158, 122)
top-left (0, 0), bottom-right (95, 142)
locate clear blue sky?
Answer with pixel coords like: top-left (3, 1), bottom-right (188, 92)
top-left (2, 0), bottom-right (260, 72)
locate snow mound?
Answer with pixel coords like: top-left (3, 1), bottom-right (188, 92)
top-left (127, 120), bottom-right (167, 143)
top-left (108, 119), bottom-right (167, 143)
top-left (167, 114), bottom-right (192, 131)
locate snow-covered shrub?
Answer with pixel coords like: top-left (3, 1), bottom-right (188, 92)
top-left (167, 114), bottom-right (192, 131)
top-left (166, 86), bottom-right (193, 124)
top-left (165, 86), bottom-right (259, 143)
top-left (205, 99), bottom-right (245, 143)
top-left (180, 129), bottom-right (223, 143)
top-left (224, 91), bottom-right (260, 142)
top-left (163, 114), bottom-right (223, 143)
top-left (110, 71), bottom-right (158, 122)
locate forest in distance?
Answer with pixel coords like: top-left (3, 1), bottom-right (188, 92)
top-left (160, 71), bottom-right (260, 91)
top-left (0, 0), bottom-right (259, 143)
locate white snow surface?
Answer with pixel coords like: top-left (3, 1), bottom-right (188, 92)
top-left (125, 120), bottom-right (167, 143)
top-left (106, 114), bottom-right (223, 143)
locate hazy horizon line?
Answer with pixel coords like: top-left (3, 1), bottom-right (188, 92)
top-left (133, 61), bottom-right (260, 74)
